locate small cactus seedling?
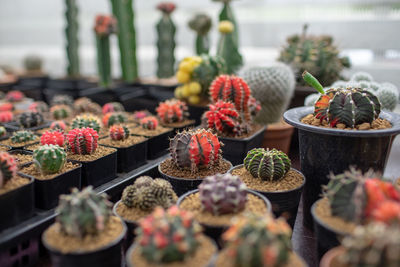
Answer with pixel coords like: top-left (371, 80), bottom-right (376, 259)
top-left (156, 99), bottom-right (189, 124)
top-left (132, 110), bottom-right (151, 121)
top-left (102, 102), bottom-right (125, 115)
top-left (5, 90), bottom-right (24, 102)
top-left (50, 121), bottom-right (67, 132)
top-left (222, 213), bottom-right (292, 267)
top-left (67, 128), bottom-right (99, 155)
top-left (303, 71), bottom-right (381, 128)
top-left (135, 206), bottom-right (201, 263)
top-left (71, 115), bottom-right (101, 133)
top-left (169, 129), bottom-right (221, 172)
top-left (11, 130), bottom-right (37, 143)
top-left (51, 95), bottom-right (74, 107)
top-left (18, 112), bottom-right (44, 128)
top-left (73, 98), bottom-right (102, 115)
top-left (50, 105), bottom-right (72, 120)
top-left (140, 116), bottom-right (158, 130)
top-left (34, 145), bottom-right (66, 174)
top-left (199, 173), bottom-right (247, 215)
top-left (121, 176), bottom-right (176, 211)
top-left (244, 148), bottom-right (291, 181)
top-left (40, 130), bottom-right (65, 147)
top-left (28, 101), bottom-right (49, 113)
top-left (0, 126), bottom-right (6, 137)
top-left (102, 112), bottom-right (127, 127)
top-left (0, 152), bottom-right (18, 188)
top-left (203, 100), bottom-right (240, 135)
top-left (109, 124), bottom-right (130, 141)
top-left (0, 111), bottom-right (13, 123)
top-left (56, 186), bottom-right (112, 238)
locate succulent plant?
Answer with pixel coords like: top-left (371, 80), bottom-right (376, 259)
top-left (102, 112), bottom-right (127, 127)
top-left (109, 124), bottom-right (130, 141)
top-left (65, 0), bottom-right (80, 77)
top-left (244, 148), bottom-right (291, 181)
top-left (67, 127), bottom-right (99, 155)
top-left (0, 152), bottom-right (18, 188)
top-left (217, 20), bottom-right (243, 74)
top-left (0, 111), bottom-right (13, 123)
top-left (51, 95), bottom-right (74, 107)
top-left (121, 176), bottom-right (176, 211)
top-left (24, 55), bottom-right (43, 73)
top-left (11, 130), bottom-right (37, 143)
top-left (0, 126), bottom-right (6, 137)
top-left (188, 13), bottom-right (212, 55)
top-left (18, 111), bottom-right (44, 128)
top-left (5, 91), bottom-right (24, 102)
top-left (135, 206), bottom-right (201, 263)
top-left (199, 173), bottom-right (247, 215)
top-left (71, 115), bottom-right (101, 133)
top-left (50, 120), bottom-right (67, 132)
top-left (303, 71), bottom-right (381, 128)
top-left (40, 130), bottom-right (65, 147)
top-left (140, 116), bottom-right (158, 130)
top-left (28, 101), bottom-right (49, 113)
top-left (33, 144), bottom-right (66, 174)
top-left (222, 213), bottom-right (292, 267)
top-left (248, 96), bottom-right (261, 119)
top-left (56, 186), bottom-right (112, 238)
top-left (102, 102), bottom-right (125, 115)
top-left (203, 100), bottom-right (240, 135)
top-left (73, 97), bottom-right (102, 115)
top-left (50, 105), bottom-right (72, 120)
top-left (213, 0), bottom-right (239, 47)
top-left (350, 72), bottom-right (374, 82)
top-left (169, 129), bottom-right (221, 172)
top-left (132, 110), bottom-right (151, 122)
top-left (0, 102), bottom-right (13, 112)
top-left (156, 99), bottom-right (189, 124)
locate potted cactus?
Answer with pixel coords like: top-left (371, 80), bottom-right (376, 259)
top-left (73, 97), bottom-right (102, 115)
top-left (0, 152), bottom-right (34, 232)
top-left (217, 21), bottom-right (243, 74)
top-left (155, 98), bottom-right (195, 132)
top-left (177, 173), bottom-right (271, 244)
top-left (19, 144), bottom-right (81, 210)
top-left (66, 127), bottom-right (117, 187)
top-left (158, 128), bottom-right (232, 195)
top-left (188, 13), bottom-right (212, 55)
top-left (102, 102), bottom-right (125, 115)
top-left (99, 124), bottom-right (148, 172)
top-left (284, 71), bottom-right (400, 228)
top-left (126, 205), bottom-right (217, 267)
top-left (113, 176), bottom-right (177, 248)
top-left (215, 213), bottom-right (307, 267)
top-left (1, 130), bottom-right (38, 150)
top-left (4, 111), bottom-right (48, 132)
top-left (102, 112), bottom-right (128, 128)
top-left (42, 187), bottom-right (127, 267)
top-left (230, 148), bottom-right (305, 228)
top-left (50, 104), bottom-right (72, 121)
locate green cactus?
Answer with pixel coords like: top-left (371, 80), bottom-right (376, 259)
top-left (217, 20), bottom-right (243, 74)
top-left (110, 0), bottom-right (138, 82)
top-left (23, 55), bottom-right (43, 73)
top-left (33, 145), bottom-right (67, 174)
top-left (71, 115), bottom-right (101, 133)
top-left (65, 0), bottom-right (80, 77)
top-left (213, 0), bottom-right (239, 48)
top-left (188, 14), bottom-right (212, 55)
top-left (11, 130), bottom-right (37, 143)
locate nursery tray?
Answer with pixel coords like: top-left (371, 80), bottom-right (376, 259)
top-left (3, 121), bottom-right (52, 132)
top-left (132, 129), bottom-right (173, 160)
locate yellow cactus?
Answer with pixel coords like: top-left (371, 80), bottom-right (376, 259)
top-left (182, 84), bottom-right (191, 98)
top-left (174, 86), bottom-right (183, 99)
top-left (188, 82), bottom-right (201, 95)
top-left (188, 95), bottom-right (200, 105)
top-left (218, 20), bottom-right (234, 34)
top-left (176, 70), bottom-right (190, 83)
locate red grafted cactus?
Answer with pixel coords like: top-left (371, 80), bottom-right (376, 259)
top-left (156, 99), bottom-right (189, 124)
top-left (29, 101), bottom-right (49, 113)
top-left (5, 90), bottom-right (24, 102)
top-left (102, 102), bottom-right (125, 115)
top-left (0, 103), bottom-right (13, 112)
top-left (50, 121), bottom-right (67, 132)
top-left (0, 111), bottom-right (13, 123)
top-left (94, 15), bottom-right (117, 36)
top-left (41, 130), bottom-right (65, 147)
top-left (0, 152), bottom-right (18, 188)
top-left (140, 116), bottom-right (159, 130)
top-left (102, 112), bottom-right (127, 127)
top-left (109, 125), bottom-right (130, 140)
top-left (204, 100), bottom-right (240, 135)
top-left (209, 75), bottom-right (251, 121)
top-left (67, 128), bottom-right (99, 155)
top-left (169, 129), bottom-right (221, 172)
top-left (132, 110), bottom-right (151, 122)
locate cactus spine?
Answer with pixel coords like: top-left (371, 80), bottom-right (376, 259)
top-left (188, 13), bottom-right (212, 55)
top-left (34, 145), bottom-right (67, 174)
top-left (65, 0), bottom-right (80, 77)
top-left (217, 20), bottom-right (242, 74)
top-left (109, 124), bottom-right (130, 140)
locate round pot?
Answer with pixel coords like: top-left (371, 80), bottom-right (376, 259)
top-left (113, 200), bottom-right (139, 252)
top-left (284, 106), bottom-right (400, 229)
top-left (158, 159), bottom-right (233, 196)
top-left (43, 219), bottom-right (127, 267)
top-left (230, 164), bottom-right (305, 229)
top-left (177, 189), bottom-right (272, 247)
top-left (320, 246), bottom-right (346, 267)
top-left (262, 120), bottom-right (294, 155)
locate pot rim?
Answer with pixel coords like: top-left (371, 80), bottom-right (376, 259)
top-left (218, 125), bottom-right (267, 141)
top-left (113, 200), bottom-right (140, 225)
top-left (284, 106), bottom-right (400, 137)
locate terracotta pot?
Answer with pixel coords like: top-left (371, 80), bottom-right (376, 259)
top-left (262, 121), bottom-right (294, 154)
top-left (320, 246), bottom-right (346, 267)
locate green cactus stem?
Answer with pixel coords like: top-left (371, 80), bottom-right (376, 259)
top-left (188, 14), bottom-right (212, 55)
top-left (217, 21), bottom-right (243, 74)
top-left (65, 0), bottom-right (80, 77)
top-left (302, 71), bottom-right (324, 94)
top-left (213, 0), bottom-right (239, 47)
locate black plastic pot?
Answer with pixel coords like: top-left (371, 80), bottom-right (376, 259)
top-left (0, 176), bottom-right (34, 232)
top-left (158, 158), bottom-right (233, 196)
top-left (219, 125), bottom-right (266, 166)
top-left (13, 85), bottom-right (43, 101)
top-left (284, 106), bottom-right (400, 229)
top-left (44, 78), bottom-right (96, 102)
top-left (230, 165), bottom-right (305, 229)
top-left (187, 104), bottom-right (208, 125)
top-left (177, 189), bottom-right (272, 247)
top-left (162, 120), bottom-right (196, 136)
top-left (4, 121), bottom-right (51, 132)
top-left (43, 219), bottom-right (127, 267)
top-left (134, 129), bottom-right (173, 160)
top-left (79, 87), bottom-right (120, 106)
top-left (17, 75), bottom-right (49, 89)
top-left (1, 140), bottom-right (39, 151)
top-left (19, 161), bottom-right (82, 210)
top-left (69, 150), bottom-right (117, 188)
top-left (99, 138), bottom-right (148, 173)
top-left (113, 200), bottom-right (138, 252)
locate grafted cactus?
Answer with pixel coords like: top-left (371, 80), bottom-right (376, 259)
top-left (73, 98), bottom-right (102, 115)
top-left (156, 99), bottom-right (189, 124)
top-left (140, 116), bottom-right (158, 130)
top-left (28, 101), bottom-right (49, 113)
top-left (50, 121), bottom-right (67, 132)
top-left (71, 114), bottom-right (101, 133)
top-left (11, 130), bottom-right (37, 143)
top-left (109, 124), bottom-right (130, 140)
top-left (5, 91), bottom-right (24, 102)
top-left (102, 102), bottom-right (125, 114)
top-left (0, 152), bottom-right (18, 188)
top-left (40, 130), bottom-right (65, 147)
top-left (213, 0), bottom-right (239, 48)
top-left (188, 13), bottom-right (212, 55)
top-left (0, 111), bottom-right (13, 123)
top-left (132, 110), bottom-right (151, 122)
top-left (0, 103), bottom-right (13, 112)
top-left (102, 112), bottom-right (127, 127)
top-left (51, 95), bottom-right (74, 107)
top-left (217, 20), bottom-right (242, 74)
top-left (50, 105), bottom-right (72, 120)
top-left (18, 112), bottom-right (44, 128)
top-left (67, 127), bottom-right (99, 155)
top-left (34, 145), bottom-right (66, 174)
top-left (203, 100), bottom-right (240, 135)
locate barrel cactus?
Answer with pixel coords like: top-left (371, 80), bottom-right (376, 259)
top-left (132, 110), bottom-right (151, 122)
top-left (5, 91), bottom-right (24, 102)
top-left (0, 152), bottom-right (18, 188)
top-left (109, 124), bottom-right (130, 141)
top-left (33, 145), bottom-right (66, 174)
top-left (29, 101), bottom-right (49, 113)
top-left (18, 111), bottom-right (44, 128)
top-left (0, 103), bottom-right (13, 112)
top-left (140, 116), bottom-right (158, 130)
top-left (50, 120), bottom-right (67, 132)
top-left (156, 99), bottom-right (189, 124)
top-left (73, 98), bottom-right (102, 115)
top-left (51, 95), bottom-right (74, 107)
top-left (102, 102), bottom-right (125, 115)
top-left (0, 111), bottom-right (13, 123)
top-left (67, 127), bottom-right (99, 155)
top-left (102, 112), bottom-right (127, 127)
top-left (244, 148), bottom-right (291, 181)
top-left (40, 130), bottom-right (65, 147)
top-left (56, 186), bottom-right (112, 238)
top-left (71, 115), bottom-right (101, 133)
top-left (11, 130), bottom-right (37, 143)
top-left (203, 100), bottom-right (240, 135)
top-left (50, 105), bottom-right (72, 120)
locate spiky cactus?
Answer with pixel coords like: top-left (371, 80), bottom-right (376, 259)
top-left (350, 72), bottom-right (374, 82)
top-left (67, 127), bottom-right (99, 155)
top-left (0, 152), bottom-right (18, 189)
top-left (102, 102), bottom-right (125, 115)
top-left (65, 0), bottom-right (80, 77)
top-left (56, 187), bottom-right (112, 238)
top-left (18, 112), bottom-right (44, 128)
top-left (0, 126), bottom-right (6, 137)
top-left (135, 206), bottom-right (201, 263)
top-left (50, 121), bottom-right (67, 132)
top-left (122, 176), bottom-right (176, 211)
top-left (242, 64), bottom-right (296, 124)
top-left (51, 95), bottom-right (74, 107)
top-left (0, 103), bottom-right (13, 112)
top-left (23, 55), bottom-right (43, 74)
top-left (5, 91), bottom-right (24, 102)
top-left (156, 99), bottom-right (189, 124)
top-left (140, 116), bottom-right (158, 130)
top-left (33, 145), bottom-right (67, 174)
top-left (50, 105), bottom-right (72, 120)
top-left (29, 101), bottom-right (49, 113)
top-left (188, 13), bottom-right (212, 55)
top-left (213, 0), bottom-right (239, 47)
top-left (73, 98), bottom-right (102, 115)
top-left (244, 148), bottom-right (291, 181)
top-left (217, 20), bottom-right (242, 74)
top-left (109, 124), bottom-right (130, 140)
top-left (303, 71), bottom-right (381, 128)
top-left (203, 100), bottom-right (240, 135)
top-left (71, 115), bottom-right (101, 133)
top-left (222, 213), bottom-right (292, 267)
top-left (169, 129), bottom-right (221, 172)
top-left (248, 96), bottom-right (261, 119)
top-left (0, 111), bottom-right (13, 123)
top-left (199, 173), bottom-right (247, 215)
top-left (40, 130), bottom-right (65, 147)
top-left (102, 112), bottom-right (127, 127)
top-left (11, 130), bottom-right (37, 143)
top-left (132, 110), bottom-right (151, 122)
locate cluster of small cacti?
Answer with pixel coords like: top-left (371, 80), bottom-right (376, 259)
top-left (73, 97), bottom-right (102, 115)
top-left (102, 112), bottom-right (127, 127)
top-left (0, 152), bottom-right (18, 188)
top-left (40, 130), bottom-right (65, 147)
top-left (122, 176), bottom-right (176, 211)
top-left (199, 173), bottom-right (247, 215)
top-left (51, 95), bottom-right (74, 107)
top-left (0, 111), bottom-right (13, 123)
top-left (67, 127), bottom-right (98, 155)
top-left (50, 120), bottom-right (67, 132)
top-left (18, 111), bottom-right (44, 128)
top-left (132, 110), bottom-right (151, 122)
top-left (140, 116), bottom-right (158, 130)
top-left (278, 24), bottom-right (350, 86)
top-left (109, 124), bottom-right (129, 141)
top-left (217, 20), bottom-right (243, 74)
top-left (188, 13), bottom-right (212, 55)
top-left (50, 105), bottom-right (72, 120)
top-left (33, 145), bottom-right (66, 174)
top-left (71, 114), bottom-right (101, 133)
top-left (0, 126), bottom-right (6, 137)
top-left (11, 130), bottom-right (37, 143)
top-left (156, 99), bottom-right (189, 124)
top-left (135, 206), bottom-right (201, 263)
top-left (203, 100), bottom-right (240, 135)
top-left (303, 71), bottom-right (381, 128)
top-left (56, 187), bottom-right (112, 238)
top-left (222, 213), bottom-right (292, 267)
top-left (102, 102), bottom-right (125, 115)
top-left (28, 101), bottom-right (49, 113)
top-left (169, 129), bottom-right (221, 172)
top-left (244, 148), bottom-right (291, 181)
top-left (5, 91), bottom-right (24, 102)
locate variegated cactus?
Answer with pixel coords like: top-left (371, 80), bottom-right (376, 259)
top-left (140, 116), bottom-right (159, 130)
top-left (102, 112), bottom-right (127, 127)
top-left (203, 100), bottom-right (240, 135)
top-left (156, 99), bottom-right (189, 124)
top-left (50, 120), bottom-right (67, 132)
top-left (51, 105), bottom-right (72, 120)
top-left (71, 114), bottom-right (101, 133)
top-left (40, 130), bottom-right (65, 147)
top-left (109, 124), bottom-right (130, 140)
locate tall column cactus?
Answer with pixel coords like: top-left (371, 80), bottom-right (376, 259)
top-left (217, 21), bottom-right (242, 74)
top-left (156, 3), bottom-right (176, 78)
top-left (110, 0), bottom-right (138, 82)
top-left (188, 13), bottom-right (212, 55)
top-left (213, 0), bottom-right (239, 47)
top-left (65, 0), bottom-right (80, 77)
